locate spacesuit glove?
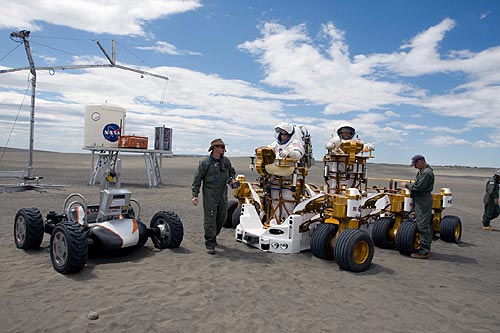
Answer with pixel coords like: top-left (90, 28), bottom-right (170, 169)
top-left (364, 143), bottom-right (375, 152)
top-left (279, 150), bottom-right (290, 158)
top-left (288, 151), bottom-right (302, 160)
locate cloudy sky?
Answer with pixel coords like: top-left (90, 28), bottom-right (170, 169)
top-left (0, 0), bottom-right (499, 167)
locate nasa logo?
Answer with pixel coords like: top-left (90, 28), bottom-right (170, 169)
top-left (103, 123), bottom-right (121, 142)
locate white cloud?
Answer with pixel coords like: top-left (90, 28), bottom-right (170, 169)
top-left (36, 54), bottom-right (58, 64)
top-left (480, 11), bottom-right (490, 20)
top-left (426, 135), bottom-right (469, 146)
top-left (0, 0), bottom-right (202, 35)
top-left (238, 22), bottom-right (421, 114)
top-left (136, 41), bottom-right (202, 56)
top-left (239, 18), bottom-right (500, 137)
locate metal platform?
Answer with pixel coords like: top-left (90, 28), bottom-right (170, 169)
top-left (83, 147), bottom-right (172, 188)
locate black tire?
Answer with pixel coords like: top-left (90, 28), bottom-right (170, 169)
top-left (440, 215), bottom-right (462, 243)
top-left (310, 223), bottom-right (339, 260)
top-left (395, 220), bottom-right (419, 255)
top-left (334, 229), bottom-right (374, 273)
top-left (136, 220), bottom-right (149, 248)
top-left (50, 222), bottom-right (88, 274)
top-left (224, 200), bottom-right (239, 228)
top-left (371, 217), bottom-right (396, 249)
top-left (232, 205), bottom-right (242, 228)
top-left (150, 211), bottom-right (184, 249)
top-left (14, 208), bottom-right (44, 250)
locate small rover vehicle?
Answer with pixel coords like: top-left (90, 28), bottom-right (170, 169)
top-left (14, 161), bottom-right (183, 274)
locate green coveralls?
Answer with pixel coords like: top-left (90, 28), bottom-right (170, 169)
top-left (192, 154), bottom-right (235, 249)
top-left (405, 164), bottom-right (435, 254)
top-left (482, 177), bottom-right (500, 227)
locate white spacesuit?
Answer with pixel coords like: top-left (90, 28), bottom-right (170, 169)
top-left (325, 124), bottom-right (374, 153)
top-left (324, 124), bottom-right (374, 193)
top-left (268, 122), bottom-right (305, 160)
top-left (265, 122), bottom-right (306, 223)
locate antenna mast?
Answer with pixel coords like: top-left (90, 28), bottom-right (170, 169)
top-left (0, 31), bottom-right (169, 192)
top-left (12, 30), bottom-right (36, 180)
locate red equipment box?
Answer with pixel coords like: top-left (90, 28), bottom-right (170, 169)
top-left (118, 135), bottom-right (148, 149)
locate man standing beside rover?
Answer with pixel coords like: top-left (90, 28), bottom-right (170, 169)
top-left (191, 138), bottom-right (237, 255)
top-left (401, 154), bottom-right (435, 259)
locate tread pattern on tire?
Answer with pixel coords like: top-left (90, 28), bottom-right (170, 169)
top-left (150, 211), bottom-right (184, 249)
top-left (310, 223), bottom-right (339, 260)
top-left (440, 215), bottom-right (462, 243)
top-left (371, 216), bottom-right (395, 249)
top-left (15, 208), bottom-right (44, 250)
top-left (334, 228), bottom-right (374, 273)
top-left (395, 220), bottom-right (418, 255)
top-left (50, 221), bottom-right (88, 274)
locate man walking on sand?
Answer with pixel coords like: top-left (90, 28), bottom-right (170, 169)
top-left (481, 170), bottom-right (500, 231)
top-left (401, 154), bottom-right (435, 259)
top-left (191, 138), bottom-right (237, 254)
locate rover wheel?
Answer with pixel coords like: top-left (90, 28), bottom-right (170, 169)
top-left (136, 220), bottom-right (149, 248)
top-left (310, 223), bottom-right (339, 260)
top-left (50, 222), bottom-right (88, 274)
top-left (395, 220), bottom-right (420, 255)
top-left (371, 217), bottom-right (395, 249)
top-left (232, 205), bottom-right (242, 228)
top-left (150, 211), bottom-right (184, 249)
top-left (440, 215), bottom-right (462, 243)
top-left (334, 229), bottom-right (374, 273)
top-left (224, 200), bottom-right (238, 228)
top-left (14, 208), bottom-right (44, 249)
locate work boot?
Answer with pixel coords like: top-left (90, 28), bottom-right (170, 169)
top-left (206, 248), bottom-right (216, 255)
top-left (410, 252), bottom-right (429, 259)
top-left (483, 225), bottom-right (493, 231)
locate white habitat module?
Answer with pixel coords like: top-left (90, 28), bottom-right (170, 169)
top-left (84, 104), bottom-right (126, 148)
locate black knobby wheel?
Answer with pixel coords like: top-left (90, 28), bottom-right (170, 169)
top-left (232, 205), bottom-right (242, 228)
top-left (310, 223), bottom-right (339, 260)
top-left (395, 220), bottom-right (419, 255)
top-left (334, 229), bottom-right (374, 273)
top-left (371, 216), bottom-right (396, 249)
top-left (440, 215), bottom-right (462, 243)
top-left (50, 221), bottom-right (88, 274)
top-left (150, 211), bottom-right (184, 249)
top-left (14, 208), bottom-right (44, 250)
top-left (224, 200), bottom-right (239, 228)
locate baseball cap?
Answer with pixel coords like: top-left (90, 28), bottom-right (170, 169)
top-left (410, 154), bottom-right (425, 166)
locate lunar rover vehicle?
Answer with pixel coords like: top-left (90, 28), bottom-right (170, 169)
top-left (230, 129), bottom-right (461, 272)
top-left (14, 160), bottom-right (183, 274)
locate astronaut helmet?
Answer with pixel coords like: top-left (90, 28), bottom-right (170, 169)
top-left (336, 123), bottom-right (356, 140)
top-left (275, 122), bottom-right (295, 144)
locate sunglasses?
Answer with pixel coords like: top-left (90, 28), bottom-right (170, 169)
top-left (215, 145), bottom-right (225, 149)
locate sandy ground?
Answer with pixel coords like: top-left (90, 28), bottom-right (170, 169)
top-left (0, 148), bottom-right (499, 333)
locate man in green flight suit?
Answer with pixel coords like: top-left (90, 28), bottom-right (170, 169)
top-left (481, 170), bottom-right (500, 231)
top-left (401, 155), bottom-right (435, 259)
top-left (192, 138), bottom-right (237, 254)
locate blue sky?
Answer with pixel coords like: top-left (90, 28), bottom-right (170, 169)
top-left (0, 0), bottom-right (499, 167)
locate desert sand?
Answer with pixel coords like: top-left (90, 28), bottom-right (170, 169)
top-left (0, 148), bottom-right (499, 332)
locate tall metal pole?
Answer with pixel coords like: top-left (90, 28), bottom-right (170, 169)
top-left (10, 30), bottom-right (36, 180)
